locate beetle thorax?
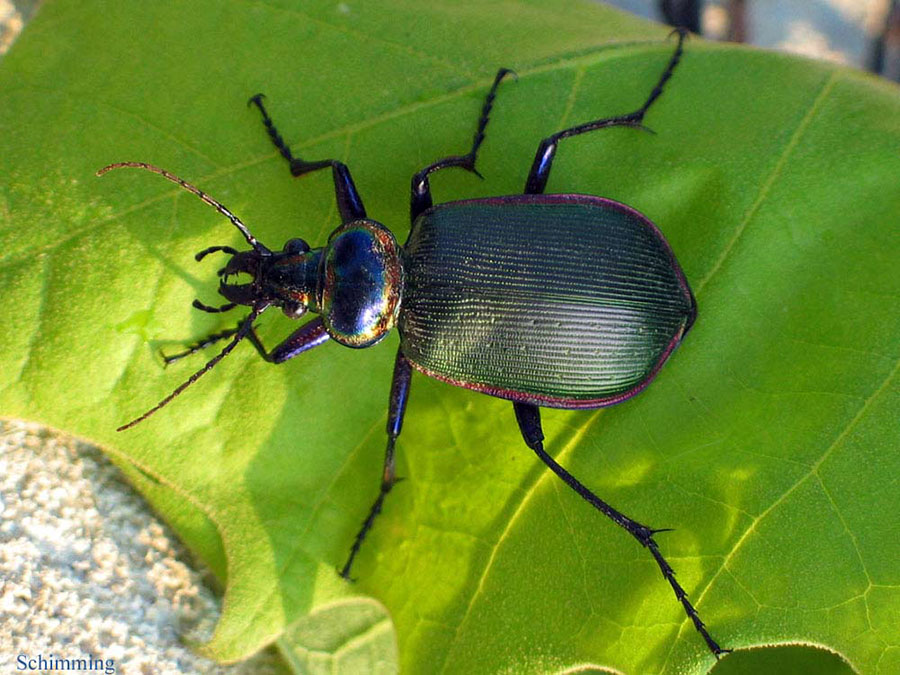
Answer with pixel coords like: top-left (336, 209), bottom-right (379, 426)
top-left (318, 219), bottom-right (404, 348)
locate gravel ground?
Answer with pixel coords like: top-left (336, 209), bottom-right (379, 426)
top-left (0, 420), bottom-right (281, 675)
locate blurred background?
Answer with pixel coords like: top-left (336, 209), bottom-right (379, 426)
top-left (9, 0), bottom-right (898, 81)
top-left (608, 0), bottom-right (900, 80)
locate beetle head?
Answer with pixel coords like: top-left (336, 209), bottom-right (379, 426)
top-left (213, 237), bottom-right (321, 319)
top-left (96, 161), bottom-right (322, 431)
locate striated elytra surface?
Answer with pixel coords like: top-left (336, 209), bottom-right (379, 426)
top-left (400, 195), bottom-right (695, 406)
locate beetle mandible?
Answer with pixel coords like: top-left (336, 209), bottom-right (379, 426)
top-left (100, 29), bottom-right (728, 657)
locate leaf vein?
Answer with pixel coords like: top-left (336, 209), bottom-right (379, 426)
top-left (438, 407), bottom-right (604, 674)
top-left (694, 69), bottom-right (839, 296)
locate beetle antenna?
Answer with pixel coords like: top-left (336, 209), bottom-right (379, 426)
top-left (96, 162), bottom-right (271, 254)
top-left (116, 305), bottom-right (265, 431)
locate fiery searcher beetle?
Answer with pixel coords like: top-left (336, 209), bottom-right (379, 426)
top-left (100, 29), bottom-right (728, 657)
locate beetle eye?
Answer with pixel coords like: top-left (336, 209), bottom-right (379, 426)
top-left (282, 301), bottom-right (307, 319)
top-left (284, 238), bottom-right (310, 254)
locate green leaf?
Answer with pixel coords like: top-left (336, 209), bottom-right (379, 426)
top-left (1, 1), bottom-right (898, 673)
top-left (277, 598), bottom-right (397, 674)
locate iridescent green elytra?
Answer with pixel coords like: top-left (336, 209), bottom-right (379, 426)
top-left (400, 194), bottom-right (695, 407)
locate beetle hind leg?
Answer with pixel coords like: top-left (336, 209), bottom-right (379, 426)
top-left (512, 401), bottom-right (729, 658)
top-left (410, 68), bottom-right (515, 221)
top-left (524, 28), bottom-right (686, 195)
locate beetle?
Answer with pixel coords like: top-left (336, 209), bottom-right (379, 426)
top-left (100, 29), bottom-right (728, 657)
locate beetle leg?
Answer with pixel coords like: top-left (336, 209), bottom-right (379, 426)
top-left (410, 68), bottom-right (515, 221)
top-left (161, 327), bottom-right (242, 365)
top-left (512, 401), bottom-right (729, 658)
top-left (340, 349), bottom-right (412, 580)
top-left (524, 28), bottom-right (686, 195)
top-left (248, 94), bottom-right (367, 222)
top-left (162, 317), bottom-right (329, 365)
top-left (250, 316), bottom-right (331, 363)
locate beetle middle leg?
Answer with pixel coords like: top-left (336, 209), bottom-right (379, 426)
top-left (248, 94), bottom-right (366, 222)
top-left (513, 402), bottom-right (728, 657)
top-left (410, 68), bottom-right (515, 220)
top-left (340, 349), bottom-right (412, 579)
top-left (524, 28), bottom-right (686, 195)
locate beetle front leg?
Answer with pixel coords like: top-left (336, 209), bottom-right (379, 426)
top-left (162, 327), bottom-right (243, 365)
top-left (340, 349), bottom-right (412, 580)
top-left (512, 401), bottom-right (729, 658)
top-left (249, 317), bottom-right (331, 363)
top-left (249, 94), bottom-right (366, 222)
top-left (524, 28), bottom-right (686, 195)
top-left (164, 317), bottom-right (329, 365)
